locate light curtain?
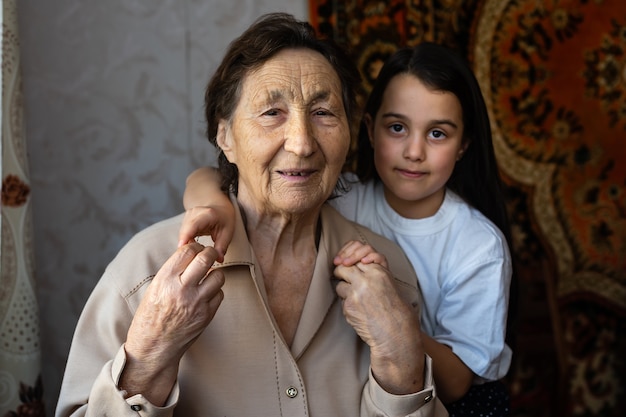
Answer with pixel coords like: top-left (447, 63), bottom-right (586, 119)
top-left (0, 0), bottom-right (45, 415)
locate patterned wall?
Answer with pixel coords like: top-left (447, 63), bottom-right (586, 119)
top-left (16, 1), bottom-right (307, 414)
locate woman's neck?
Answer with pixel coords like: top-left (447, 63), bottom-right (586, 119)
top-left (237, 202), bottom-right (322, 347)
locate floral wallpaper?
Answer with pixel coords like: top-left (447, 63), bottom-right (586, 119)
top-left (16, 1), bottom-right (306, 414)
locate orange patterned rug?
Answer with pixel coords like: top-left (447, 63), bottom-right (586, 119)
top-left (310, 1), bottom-right (626, 415)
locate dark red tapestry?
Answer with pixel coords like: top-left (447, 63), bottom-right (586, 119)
top-left (309, 1), bottom-right (626, 416)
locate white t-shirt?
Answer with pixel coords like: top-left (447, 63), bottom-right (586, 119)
top-left (332, 173), bottom-right (513, 382)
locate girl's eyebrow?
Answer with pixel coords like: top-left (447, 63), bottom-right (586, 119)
top-left (430, 119), bottom-right (459, 129)
top-left (381, 112), bottom-right (459, 129)
top-left (381, 111), bottom-right (408, 120)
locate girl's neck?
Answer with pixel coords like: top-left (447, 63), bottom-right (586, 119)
top-left (383, 186), bottom-right (446, 219)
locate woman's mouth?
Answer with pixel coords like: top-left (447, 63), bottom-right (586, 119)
top-left (277, 169), bottom-right (316, 179)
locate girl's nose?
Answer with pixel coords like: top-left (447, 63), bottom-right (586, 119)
top-left (403, 136), bottom-right (425, 161)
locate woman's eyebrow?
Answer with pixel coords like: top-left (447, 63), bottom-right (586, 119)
top-left (258, 88), bottom-right (335, 107)
top-left (308, 90), bottom-right (332, 106)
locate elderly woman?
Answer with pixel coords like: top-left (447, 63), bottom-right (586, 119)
top-left (56, 13), bottom-right (446, 417)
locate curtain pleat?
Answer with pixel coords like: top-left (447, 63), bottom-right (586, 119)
top-left (0, 0), bottom-right (45, 415)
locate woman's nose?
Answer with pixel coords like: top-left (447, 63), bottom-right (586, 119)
top-left (283, 114), bottom-right (316, 156)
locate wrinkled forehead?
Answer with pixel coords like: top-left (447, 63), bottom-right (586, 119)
top-left (238, 48), bottom-right (344, 107)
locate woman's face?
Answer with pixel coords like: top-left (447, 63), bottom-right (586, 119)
top-left (367, 73), bottom-right (467, 219)
top-left (217, 48), bottom-right (350, 217)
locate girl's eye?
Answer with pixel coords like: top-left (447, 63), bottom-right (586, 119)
top-left (390, 123), bottom-right (405, 133)
top-left (429, 129), bottom-right (446, 140)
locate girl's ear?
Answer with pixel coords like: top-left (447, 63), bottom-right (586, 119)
top-left (364, 113), bottom-right (375, 147)
top-left (457, 139), bottom-right (470, 161)
top-left (216, 119), bottom-right (236, 164)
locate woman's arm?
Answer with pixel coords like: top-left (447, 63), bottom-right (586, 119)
top-left (334, 240), bottom-right (473, 403)
top-left (120, 243), bottom-right (225, 405)
top-left (179, 167), bottom-right (235, 261)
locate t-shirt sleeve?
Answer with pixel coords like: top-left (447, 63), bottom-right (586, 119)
top-left (432, 225), bottom-right (513, 381)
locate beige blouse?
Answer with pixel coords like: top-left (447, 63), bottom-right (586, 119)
top-left (56, 203), bottom-right (447, 417)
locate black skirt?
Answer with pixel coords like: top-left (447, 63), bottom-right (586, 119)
top-left (445, 380), bottom-right (510, 417)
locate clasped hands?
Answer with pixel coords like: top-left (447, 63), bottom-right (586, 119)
top-left (120, 206), bottom-right (425, 404)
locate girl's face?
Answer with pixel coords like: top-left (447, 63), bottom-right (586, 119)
top-left (367, 73), bottom-right (467, 219)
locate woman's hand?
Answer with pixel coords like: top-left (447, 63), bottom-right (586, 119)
top-left (178, 204), bottom-right (235, 262)
top-left (333, 240), bottom-right (388, 268)
top-left (120, 242), bottom-right (225, 405)
top-left (333, 260), bottom-right (425, 395)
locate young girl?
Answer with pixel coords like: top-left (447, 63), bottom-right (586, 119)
top-left (180, 42), bottom-right (513, 416)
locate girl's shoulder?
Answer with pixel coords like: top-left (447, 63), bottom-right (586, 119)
top-left (445, 191), bottom-right (508, 251)
top-left (330, 173), bottom-right (378, 223)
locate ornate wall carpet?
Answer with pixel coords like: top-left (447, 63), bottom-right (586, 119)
top-left (309, 1), bottom-right (626, 416)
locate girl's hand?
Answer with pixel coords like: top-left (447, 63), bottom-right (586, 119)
top-left (179, 167), bottom-right (236, 262)
top-left (178, 204), bottom-right (235, 263)
top-left (333, 240), bottom-right (388, 268)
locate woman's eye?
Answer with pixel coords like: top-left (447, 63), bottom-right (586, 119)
top-left (263, 109), bottom-right (280, 116)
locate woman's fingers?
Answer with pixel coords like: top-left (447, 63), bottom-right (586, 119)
top-left (128, 244), bottom-right (225, 356)
top-left (158, 242), bottom-right (205, 281)
top-left (178, 245), bottom-right (221, 286)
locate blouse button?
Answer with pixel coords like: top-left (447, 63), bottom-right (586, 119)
top-left (285, 386), bottom-right (298, 398)
top-left (130, 404), bottom-right (142, 411)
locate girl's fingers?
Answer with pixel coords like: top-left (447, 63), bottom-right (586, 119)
top-left (361, 253), bottom-right (388, 268)
top-left (334, 241), bottom-right (365, 265)
top-left (178, 207), bottom-right (217, 244)
top-left (334, 241), bottom-right (385, 267)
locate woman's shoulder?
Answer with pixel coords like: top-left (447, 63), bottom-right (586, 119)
top-left (101, 214), bottom-right (185, 295)
top-left (321, 205), bottom-right (417, 289)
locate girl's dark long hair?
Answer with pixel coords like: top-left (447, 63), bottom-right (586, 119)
top-left (355, 43), bottom-right (518, 348)
top-left (355, 42), bottom-right (511, 247)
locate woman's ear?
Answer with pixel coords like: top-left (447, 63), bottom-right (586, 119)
top-left (364, 113), bottom-right (375, 147)
top-left (216, 119), bottom-right (235, 163)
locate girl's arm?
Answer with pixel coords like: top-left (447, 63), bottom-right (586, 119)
top-left (421, 333), bottom-right (473, 404)
top-left (179, 167), bottom-right (235, 262)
